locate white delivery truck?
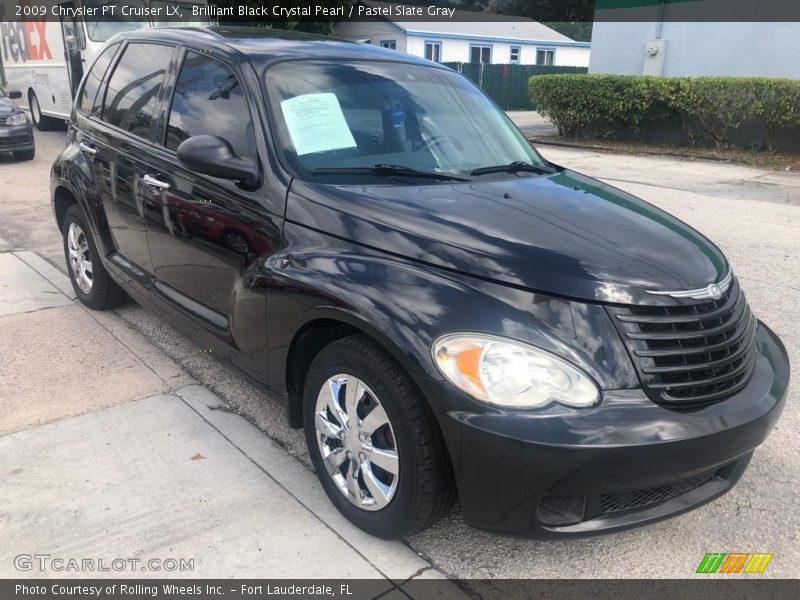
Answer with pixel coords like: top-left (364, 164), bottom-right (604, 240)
top-left (0, 0), bottom-right (207, 130)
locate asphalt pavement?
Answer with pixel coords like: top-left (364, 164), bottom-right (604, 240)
top-left (0, 125), bottom-right (797, 584)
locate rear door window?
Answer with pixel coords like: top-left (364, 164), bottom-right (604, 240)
top-left (101, 43), bottom-right (172, 141)
top-left (77, 43), bottom-right (119, 116)
top-left (165, 51), bottom-right (255, 159)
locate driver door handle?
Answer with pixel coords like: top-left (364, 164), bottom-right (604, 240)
top-left (79, 142), bottom-right (97, 155)
top-left (143, 174), bottom-right (170, 191)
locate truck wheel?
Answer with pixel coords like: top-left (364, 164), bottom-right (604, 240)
top-left (62, 205), bottom-right (126, 310)
top-left (303, 334), bottom-right (456, 539)
top-left (28, 90), bottom-right (58, 131)
top-left (13, 149), bottom-right (35, 161)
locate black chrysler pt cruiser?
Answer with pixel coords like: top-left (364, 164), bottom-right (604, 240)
top-left (51, 27), bottom-right (789, 539)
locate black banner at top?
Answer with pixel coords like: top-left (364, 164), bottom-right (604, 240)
top-left (2, 0), bottom-right (800, 23)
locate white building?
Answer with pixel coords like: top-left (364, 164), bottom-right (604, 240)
top-left (334, 1), bottom-right (590, 67)
top-left (590, 3), bottom-right (800, 77)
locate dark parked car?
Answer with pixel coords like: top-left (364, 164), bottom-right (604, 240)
top-left (51, 28), bottom-right (789, 539)
top-left (0, 88), bottom-right (35, 161)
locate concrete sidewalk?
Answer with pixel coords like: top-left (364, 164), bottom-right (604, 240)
top-left (0, 241), bottom-right (464, 595)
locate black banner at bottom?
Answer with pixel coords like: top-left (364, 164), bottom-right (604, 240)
top-left (2, 579), bottom-right (799, 600)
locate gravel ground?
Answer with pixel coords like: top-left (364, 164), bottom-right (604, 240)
top-left (1, 129), bottom-right (797, 581)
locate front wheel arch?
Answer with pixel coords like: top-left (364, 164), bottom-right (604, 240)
top-left (284, 310), bottom-right (432, 429)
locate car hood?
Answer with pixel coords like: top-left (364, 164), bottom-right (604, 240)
top-left (286, 169), bottom-right (728, 304)
top-left (0, 98), bottom-right (19, 115)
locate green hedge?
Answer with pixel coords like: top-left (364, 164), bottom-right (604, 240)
top-left (529, 74), bottom-right (800, 150)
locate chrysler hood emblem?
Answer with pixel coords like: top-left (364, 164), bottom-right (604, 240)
top-left (647, 270), bottom-right (732, 300)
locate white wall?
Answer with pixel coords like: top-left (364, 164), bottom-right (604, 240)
top-left (591, 21), bottom-right (800, 78)
top-left (547, 45), bottom-right (590, 67)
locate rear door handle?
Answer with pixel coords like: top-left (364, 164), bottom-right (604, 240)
top-left (143, 174), bottom-right (170, 191)
top-left (79, 142), bottom-right (97, 155)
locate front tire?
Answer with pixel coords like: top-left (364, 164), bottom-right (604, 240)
top-left (62, 205), bottom-right (126, 310)
top-left (303, 334), bottom-right (456, 538)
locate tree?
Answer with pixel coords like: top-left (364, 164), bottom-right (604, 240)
top-left (508, 0), bottom-right (595, 22)
top-left (543, 22), bottom-right (593, 42)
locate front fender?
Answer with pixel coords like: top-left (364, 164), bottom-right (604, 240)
top-left (267, 222), bottom-right (638, 402)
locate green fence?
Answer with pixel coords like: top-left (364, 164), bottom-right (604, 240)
top-left (442, 63), bottom-right (588, 110)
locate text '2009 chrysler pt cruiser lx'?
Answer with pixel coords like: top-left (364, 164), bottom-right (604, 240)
top-left (51, 28), bottom-right (789, 539)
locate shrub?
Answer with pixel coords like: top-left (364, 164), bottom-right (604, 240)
top-left (749, 78), bottom-right (800, 151)
top-left (670, 77), bottom-right (757, 147)
top-left (529, 74), bottom-right (800, 150)
top-left (529, 74), bottom-right (675, 138)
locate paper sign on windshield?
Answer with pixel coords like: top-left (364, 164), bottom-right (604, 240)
top-left (280, 93), bottom-right (357, 156)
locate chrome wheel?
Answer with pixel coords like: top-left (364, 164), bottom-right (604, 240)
top-left (314, 374), bottom-right (399, 511)
top-left (67, 222), bottom-right (93, 294)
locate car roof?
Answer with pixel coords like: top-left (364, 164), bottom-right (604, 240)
top-left (112, 26), bottom-right (439, 69)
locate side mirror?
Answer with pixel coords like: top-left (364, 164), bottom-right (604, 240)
top-left (176, 135), bottom-right (259, 188)
top-left (8, 90), bottom-right (22, 100)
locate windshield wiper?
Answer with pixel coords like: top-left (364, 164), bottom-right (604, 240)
top-left (311, 164), bottom-right (470, 182)
top-left (470, 161), bottom-right (555, 176)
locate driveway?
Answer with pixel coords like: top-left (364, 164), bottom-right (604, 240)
top-left (0, 128), bottom-right (798, 585)
top-left (506, 110), bottom-right (558, 137)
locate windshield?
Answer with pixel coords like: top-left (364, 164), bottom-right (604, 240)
top-left (264, 60), bottom-right (546, 182)
top-left (83, 0), bottom-right (147, 42)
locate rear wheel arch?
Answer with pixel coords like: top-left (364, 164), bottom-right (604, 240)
top-left (53, 186), bottom-right (79, 232)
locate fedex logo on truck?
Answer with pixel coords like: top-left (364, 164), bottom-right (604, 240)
top-left (0, 20), bottom-right (53, 63)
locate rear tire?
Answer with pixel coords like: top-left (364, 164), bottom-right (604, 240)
top-left (62, 204), bottom-right (126, 310)
top-left (13, 148), bottom-right (35, 161)
top-left (28, 90), bottom-right (58, 131)
top-left (303, 334), bottom-right (456, 538)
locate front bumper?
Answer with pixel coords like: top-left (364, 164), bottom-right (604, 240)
top-left (0, 124), bottom-right (35, 152)
top-left (414, 320), bottom-right (789, 535)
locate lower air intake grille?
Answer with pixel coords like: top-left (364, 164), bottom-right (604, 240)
top-left (537, 470), bottom-right (718, 526)
top-left (599, 473), bottom-right (713, 514)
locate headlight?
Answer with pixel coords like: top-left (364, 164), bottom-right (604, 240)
top-left (432, 333), bottom-right (599, 409)
top-left (9, 112), bottom-right (28, 126)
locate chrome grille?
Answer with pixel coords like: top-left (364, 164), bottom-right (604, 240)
top-left (0, 115), bottom-right (8, 126)
top-left (608, 277), bottom-right (757, 408)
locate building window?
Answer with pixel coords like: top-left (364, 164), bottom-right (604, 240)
top-left (469, 44), bottom-right (492, 64)
top-left (380, 40), bottom-right (396, 50)
top-left (509, 46), bottom-right (521, 64)
top-left (424, 41), bottom-right (442, 62)
top-left (536, 48), bottom-right (555, 66)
